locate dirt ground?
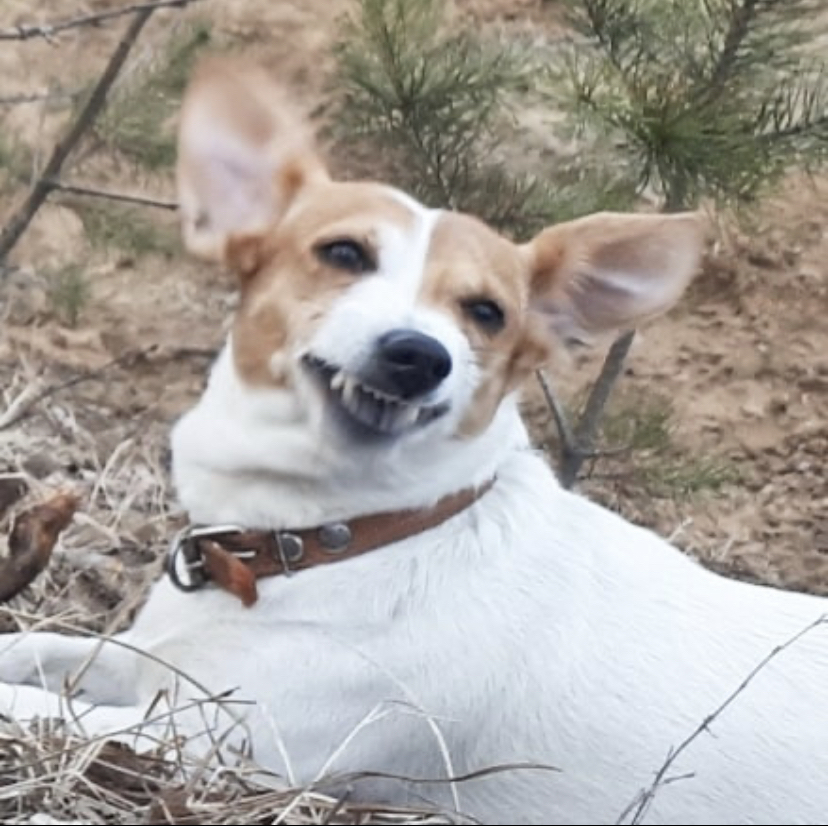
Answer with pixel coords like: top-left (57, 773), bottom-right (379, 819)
top-left (0, 0), bottom-right (826, 643)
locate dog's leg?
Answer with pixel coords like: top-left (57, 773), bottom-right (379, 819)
top-left (0, 677), bottom-right (257, 786)
top-left (0, 632), bottom-right (138, 705)
top-left (0, 680), bottom-right (179, 753)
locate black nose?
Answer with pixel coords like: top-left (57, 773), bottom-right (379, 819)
top-left (373, 329), bottom-right (452, 399)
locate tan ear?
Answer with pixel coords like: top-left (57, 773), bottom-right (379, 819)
top-left (176, 57), bottom-right (327, 263)
top-left (524, 211), bottom-right (705, 344)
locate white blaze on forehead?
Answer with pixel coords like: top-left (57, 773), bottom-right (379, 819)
top-left (380, 186), bottom-right (442, 301)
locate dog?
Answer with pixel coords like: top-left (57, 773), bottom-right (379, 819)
top-left (2, 58), bottom-right (827, 826)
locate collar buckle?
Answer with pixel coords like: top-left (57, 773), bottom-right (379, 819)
top-left (167, 524), bottom-right (245, 592)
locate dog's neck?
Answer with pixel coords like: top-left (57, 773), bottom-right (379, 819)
top-left (171, 343), bottom-right (529, 531)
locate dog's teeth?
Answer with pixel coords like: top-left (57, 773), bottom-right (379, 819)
top-left (376, 403), bottom-right (419, 434)
top-left (400, 405), bottom-right (420, 427)
top-left (330, 370), bottom-right (346, 392)
top-left (378, 402), bottom-right (399, 432)
top-left (342, 376), bottom-right (358, 407)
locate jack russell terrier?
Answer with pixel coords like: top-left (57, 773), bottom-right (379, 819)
top-left (2, 58), bottom-right (826, 825)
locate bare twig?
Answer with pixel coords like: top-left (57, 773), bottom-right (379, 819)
top-left (0, 346), bottom-right (157, 432)
top-left (0, 90), bottom-right (81, 106)
top-left (0, 0), bottom-right (199, 267)
top-left (537, 367), bottom-right (635, 487)
top-left (574, 329), bottom-right (636, 443)
top-left (618, 615), bottom-right (828, 825)
top-left (50, 180), bottom-right (178, 210)
top-left (536, 369), bottom-right (576, 454)
top-left (558, 329), bottom-right (637, 488)
top-left (0, 8), bottom-right (158, 267)
top-left (0, 0), bottom-right (207, 42)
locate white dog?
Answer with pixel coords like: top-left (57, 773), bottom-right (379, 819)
top-left (2, 59), bottom-right (826, 826)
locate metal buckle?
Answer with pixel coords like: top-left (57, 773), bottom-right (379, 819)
top-left (166, 524), bottom-right (245, 592)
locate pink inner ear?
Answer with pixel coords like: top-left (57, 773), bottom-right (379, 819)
top-left (176, 58), bottom-right (328, 261)
top-left (192, 136), bottom-right (275, 229)
top-left (177, 113), bottom-right (282, 260)
top-left (527, 212), bottom-right (705, 343)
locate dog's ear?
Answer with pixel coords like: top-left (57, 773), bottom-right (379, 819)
top-left (523, 211), bottom-right (705, 345)
top-left (176, 58), bottom-right (327, 264)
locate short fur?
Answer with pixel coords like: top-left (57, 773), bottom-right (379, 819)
top-left (2, 59), bottom-right (826, 826)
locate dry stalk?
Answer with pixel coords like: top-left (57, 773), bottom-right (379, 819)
top-left (617, 614), bottom-right (828, 824)
top-left (556, 329), bottom-right (637, 488)
top-left (0, 0), bottom-right (207, 42)
top-left (48, 181), bottom-right (178, 210)
top-left (0, 90), bottom-right (82, 106)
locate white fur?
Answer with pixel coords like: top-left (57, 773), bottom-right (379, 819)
top-left (2, 83), bottom-right (827, 825)
top-left (4, 385), bottom-right (827, 825)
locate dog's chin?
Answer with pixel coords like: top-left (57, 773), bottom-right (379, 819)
top-left (301, 354), bottom-right (449, 444)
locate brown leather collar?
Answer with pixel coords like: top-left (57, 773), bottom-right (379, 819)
top-left (167, 479), bottom-right (495, 606)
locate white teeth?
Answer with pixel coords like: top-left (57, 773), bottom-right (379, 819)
top-left (378, 404), bottom-right (398, 432)
top-left (319, 364), bottom-right (436, 433)
top-left (367, 385), bottom-right (395, 403)
top-left (342, 375), bottom-right (358, 408)
top-left (330, 370), bottom-right (346, 391)
top-left (400, 405), bottom-right (420, 428)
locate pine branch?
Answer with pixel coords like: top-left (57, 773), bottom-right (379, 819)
top-left (0, 0), bottom-right (206, 42)
top-left (333, 0), bottom-right (535, 230)
top-left (705, 0), bottom-right (759, 96)
top-left (577, 0), bottom-right (639, 71)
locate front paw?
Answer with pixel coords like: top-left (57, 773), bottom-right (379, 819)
top-left (0, 633), bottom-right (45, 686)
top-left (0, 632), bottom-right (84, 693)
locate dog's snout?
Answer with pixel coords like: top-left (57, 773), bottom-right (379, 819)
top-left (375, 330), bottom-right (452, 399)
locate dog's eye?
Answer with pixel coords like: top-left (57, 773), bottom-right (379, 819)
top-left (460, 298), bottom-right (506, 334)
top-left (315, 239), bottom-right (375, 274)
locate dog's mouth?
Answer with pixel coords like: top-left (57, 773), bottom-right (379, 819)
top-left (302, 354), bottom-right (449, 438)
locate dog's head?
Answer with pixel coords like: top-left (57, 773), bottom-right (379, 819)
top-left (177, 59), bottom-right (703, 449)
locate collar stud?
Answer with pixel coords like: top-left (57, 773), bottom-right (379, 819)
top-left (318, 522), bottom-right (352, 554)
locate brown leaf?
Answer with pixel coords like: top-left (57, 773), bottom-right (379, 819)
top-left (0, 491), bottom-right (80, 603)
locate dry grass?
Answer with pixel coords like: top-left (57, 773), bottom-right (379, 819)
top-left (43, 264), bottom-right (91, 328)
top-left (0, 719), bottom-right (455, 825)
top-left (0, 352), bottom-right (177, 636)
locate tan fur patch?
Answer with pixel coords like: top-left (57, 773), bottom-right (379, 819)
top-left (230, 181), bottom-right (416, 387)
top-left (419, 213), bottom-right (550, 437)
